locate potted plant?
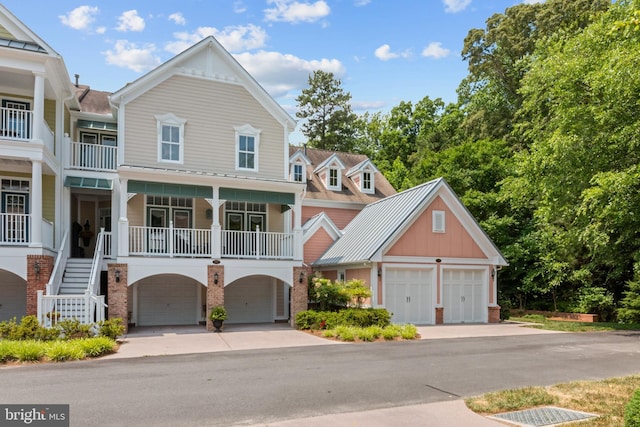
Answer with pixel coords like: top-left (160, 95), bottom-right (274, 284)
top-left (209, 306), bottom-right (228, 332)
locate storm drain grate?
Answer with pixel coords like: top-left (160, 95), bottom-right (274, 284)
top-left (490, 406), bottom-right (598, 426)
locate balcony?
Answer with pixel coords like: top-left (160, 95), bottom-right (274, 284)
top-left (68, 141), bottom-right (118, 172)
top-left (0, 213), bottom-right (53, 247)
top-left (1, 106), bottom-right (55, 153)
top-left (127, 225), bottom-right (295, 260)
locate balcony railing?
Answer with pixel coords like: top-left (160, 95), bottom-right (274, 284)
top-left (69, 141), bottom-right (117, 171)
top-left (0, 107), bottom-right (32, 140)
top-left (0, 213), bottom-right (30, 244)
top-left (127, 225), bottom-right (294, 259)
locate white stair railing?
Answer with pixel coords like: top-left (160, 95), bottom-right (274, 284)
top-left (46, 229), bottom-right (69, 296)
top-left (88, 228), bottom-right (105, 296)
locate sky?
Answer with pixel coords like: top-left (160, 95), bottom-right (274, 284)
top-left (3, 0), bottom-right (541, 144)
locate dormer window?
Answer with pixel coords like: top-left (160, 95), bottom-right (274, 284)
top-left (328, 168), bottom-right (340, 190)
top-left (289, 148), bottom-right (311, 184)
top-left (293, 164), bottom-right (304, 182)
top-left (346, 159), bottom-right (378, 194)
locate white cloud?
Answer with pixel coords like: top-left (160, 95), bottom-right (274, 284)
top-left (59, 6), bottom-right (99, 31)
top-left (233, 50), bottom-right (344, 98)
top-left (264, 0), bottom-right (330, 23)
top-left (165, 24), bottom-right (268, 54)
top-left (374, 44), bottom-right (411, 61)
top-left (103, 40), bottom-right (161, 72)
top-left (116, 10), bottom-right (145, 32)
top-left (351, 100), bottom-right (385, 111)
top-left (354, 0), bottom-right (371, 6)
top-left (96, 26), bottom-right (107, 34)
top-left (234, 1), bottom-right (248, 13)
top-left (443, 0), bottom-right (472, 13)
top-left (168, 12), bottom-right (186, 25)
top-left (421, 42), bottom-right (451, 59)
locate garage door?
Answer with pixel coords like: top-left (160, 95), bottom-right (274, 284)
top-left (384, 268), bottom-right (433, 325)
top-left (225, 276), bottom-right (273, 323)
top-left (443, 269), bottom-right (486, 323)
top-left (0, 273), bottom-right (26, 322)
top-left (137, 275), bottom-right (199, 326)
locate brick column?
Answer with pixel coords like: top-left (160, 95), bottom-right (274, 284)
top-left (26, 255), bottom-right (54, 316)
top-left (488, 306), bottom-right (501, 323)
top-left (108, 264), bottom-right (128, 333)
top-left (207, 265), bottom-right (224, 331)
top-left (435, 307), bottom-right (444, 325)
top-left (291, 266), bottom-right (308, 328)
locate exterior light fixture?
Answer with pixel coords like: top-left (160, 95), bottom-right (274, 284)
top-left (115, 270), bottom-right (121, 283)
top-left (491, 268), bottom-right (496, 278)
top-left (299, 271), bottom-right (305, 283)
top-left (214, 272), bottom-right (219, 284)
top-left (34, 261), bottom-right (41, 276)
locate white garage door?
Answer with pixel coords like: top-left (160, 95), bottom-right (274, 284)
top-left (385, 268), bottom-right (433, 325)
top-left (0, 273), bottom-right (26, 322)
top-left (225, 276), bottom-right (273, 323)
top-left (137, 276), bottom-right (199, 326)
top-left (443, 269), bottom-right (486, 323)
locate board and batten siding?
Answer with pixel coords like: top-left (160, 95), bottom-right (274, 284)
top-left (304, 227), bottom-right (336, 265)
top-left (124, 75), bottom-right (286, 179)
top-left (385, 196), bottom-right (486, 259)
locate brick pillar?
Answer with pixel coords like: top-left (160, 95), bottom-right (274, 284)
top-left (488, 306), bottom-right (501, 323)
top-left (291, 266), bottom-right (308, 328)
top-left (207, 265), bottom-right (224, 331)
top-left (26, 255), bottom-right (54, 316)
top-left (108, 264), bottom-right (128, 333)
top-left (435, 307), bottom-right (444, 325)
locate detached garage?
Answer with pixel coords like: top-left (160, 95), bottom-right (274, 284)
top-left (313, 178), bottom-right (508, 325)
top-left (134, 275), bottom-right (203, 326)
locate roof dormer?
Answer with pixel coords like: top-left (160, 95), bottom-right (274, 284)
top-left (346, 159), bottom-right (379, 194)
top-left (289, 149), bottom-right (312, 183)
top-left (313, 153), bottom-right (346, 191)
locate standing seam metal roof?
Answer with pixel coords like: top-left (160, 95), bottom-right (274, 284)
top-left (313, 178), bottom-right (442, 265)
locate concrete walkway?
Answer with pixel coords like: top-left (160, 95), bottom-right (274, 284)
top-left (101, 322), bottom-right (560, 427)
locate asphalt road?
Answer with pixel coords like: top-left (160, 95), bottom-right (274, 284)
top-left (1, 331), bottom-right (639, 426)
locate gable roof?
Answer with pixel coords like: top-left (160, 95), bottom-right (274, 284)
top-left (109, 36), bottom-right (295, 130)
top-left (346, 158), bottom-right (379, 177)
top-left (313, 178), bottom-right (507, 266)
top-left (291, 146), bottom-right (396, 205)
top-left (303, 212), bottom-right (342, 243)
top-left (313, 152), bottom-right (346, 173)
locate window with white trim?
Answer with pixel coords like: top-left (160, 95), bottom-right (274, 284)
top-left (234, 124), bottom-right (261, 172)
top-left (155, 113), bottom-right (186, 164)
top-left (292, 163), bottom-right (304, 182)
top-left (328, 168), bottom-right (339, 190)
top-left (433, 210), bottom-right (446, 233)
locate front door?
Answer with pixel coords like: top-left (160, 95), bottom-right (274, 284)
top-left (148, 207), bottom-right (168, 253)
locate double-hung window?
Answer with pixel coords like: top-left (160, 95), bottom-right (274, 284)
top-left (362, 171), bottom-right (372, 192)
top-left (234, 124), bottom-right (261, 172)
top-left (155, 113), bottom-right (186, 164)
top-left (328, 168), bottom-right (339, 190)
top-left (293, 164), bottom-right (303, 182)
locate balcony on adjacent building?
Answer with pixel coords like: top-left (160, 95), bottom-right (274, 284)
top-left (68, 140), bottom-right (118, 172)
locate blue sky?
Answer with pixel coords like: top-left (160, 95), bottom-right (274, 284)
top-left (4, 0), bottom-right (540, 144)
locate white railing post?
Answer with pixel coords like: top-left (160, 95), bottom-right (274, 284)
top-left (255, 226), bottom-right (261, 259)
top-left (37, 290), bottom-right (44, 325)
top-left (84, 290), bottom-right (91, 324)
top-left (169, 221), bottom-right (174, 258)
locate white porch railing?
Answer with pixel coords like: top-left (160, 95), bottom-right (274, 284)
top-left (37, 291), bottom-right (106, 328)
top-left (222, 227), bottom-right (294, 259)
top-left (0, 107), bottom-right (32, 140)
top-left (42, 120), bottom-right (54, 152)
top-left (129, 224), bottom-right (211, 257)
top-left (103, 231), bottom-right (113, 258)
top-left (69, 141), bottom-right (117, 171)
top-left (0, 213), bottom-right (30, 244)
top-left (42, 219), bottom-right (54, 249)
top-left (88, 228), bottom-right (105, 296)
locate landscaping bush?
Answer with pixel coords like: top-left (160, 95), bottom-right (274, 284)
top-left (626, 389), bottom-right (640, 427)
top-left (337, 308), bottom-right (392, 328)
top-left (98, 318), bottom-right (125, 339)
top-left (619, 280), bottom-right (640, 324)
top-left (357, 326), bottom-right (383, 342)
top-left (0, 340), bottom-right (17, 362)
top-left (400, 324), bottom-right (418, 340)
top-left (14, 340), bottom-right (45, 362)
top-left (0, 315), bottom-right (59, 341)
top-left (309, 277), bottom-right (350, 311)
top-left (57, 319), bottom-right (93, 339)
top-left (45, 341), bottom-right (85, 362)
top-left (295, 310), bottom-right (320, 329)
top-left (335, 325), bottom-right (356, 342)
top-left (571, 286), bottom-right (616, 322)
top-left (75, 337), bottom-right (117, 357)
top-left (382, 325), bottom-right (402, 340)
top-left (343, 279), bottom-right (372, 308)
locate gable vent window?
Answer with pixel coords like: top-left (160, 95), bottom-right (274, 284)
top-left (433, 210), bottom-right (445, 233)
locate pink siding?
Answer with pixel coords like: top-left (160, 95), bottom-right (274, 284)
top-left (322, 270), bottom-right (337, 281)
top-left (386, 196), bottom-right (486, 259)
top-left (302, 206), bottom-right (361, 230)
top-left (304, 228), bottom-right (336, 265)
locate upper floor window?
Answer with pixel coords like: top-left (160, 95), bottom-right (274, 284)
top-left (433, 210), bottom-right (446, 233)
top-left (293, 164), bottom-right (304, 182)
top-left (362, 171), bottom-right (372, 192)
top-left (234, 124), bottom-right (261, 172)
top-left (155, 113), bottom-right (186, 164)
top-left (328, 168), bottom-right (340, 190)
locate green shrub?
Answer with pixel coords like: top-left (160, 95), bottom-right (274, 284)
top-left (619, 280), bottom-right (640, 324)
top-left (295, 310), bottom-right (320, 330)
top-left (0, 340), bottom-right (18, 362)
top-left (339, 308), bottom-right (391, 328)
top-left (335, 325), bottom-right (356, 342)
top-left (98, 318), bottom-right (125, 339)
top-left (400, 324), bottom-right (418, 340)
top-left (14, 340), bottom-right (45, 362)
top-left (76, 337), bottom-right (116, 357)
top-left (57, 319), bottom-right (93, 340)
top-left (0, 317), bottom-right (19, 339)
top-left (368, 308), bottom-right (392, 327)
top-left (357, 326), bottom-right (383, 342)
top-left (322, 329), bottom-right (336, 338)
top-left (45, 341), bottom-right (84, 362)
top-left (310, 277), bottom-right (350, 311)
top-left (343, 279), bottom-right (372, 308)
top-left (382, 325), bottom-right (402, 340)
top-left (572, 286), bottom-right (616, 321)
top-left (626, 389), bottom-right (640, 427)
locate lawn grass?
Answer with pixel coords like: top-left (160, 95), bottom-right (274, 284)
top-left (466, 375), bottom-right (640, 426)
top-left (510, 315), bottom-right (640, 333)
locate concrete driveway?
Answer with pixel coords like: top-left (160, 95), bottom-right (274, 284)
top-left (103, 321), bottom-right (560, 360)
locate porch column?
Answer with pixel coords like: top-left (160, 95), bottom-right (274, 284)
top-left (293, 191), bottom-right (303, 261)
top-left (30, 159), bottom-right (43, 247)
top-left (211, 186), bottom-right (221, 259)
top-left (118, 178), bottom-right (129, 256)
top-left (111, 177), bottom-right (120, 257)
top-left (108, 263), bottom-right (129, 333)
top-left (32, 72), bottom-right (45, 142)
top-left (207, 265), bottom-right (224, 331)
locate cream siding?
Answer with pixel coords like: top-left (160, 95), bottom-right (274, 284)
top-left (127, 194), bottom-right (145, 227)
top-left (194, 198), bottom-right (212, 229)
top-left (124, 75), bottom-right (285, 179)
top-left (267, 204), bottom-right (283, 232)
top-left (42, 175), bottom-right (54, 221)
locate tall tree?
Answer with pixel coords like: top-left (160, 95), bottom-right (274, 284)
top-left (296, 70), bottom-right (357, 151)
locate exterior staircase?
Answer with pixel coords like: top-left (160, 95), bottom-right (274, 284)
top-left (59, 258), bottom-right (92, 295)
